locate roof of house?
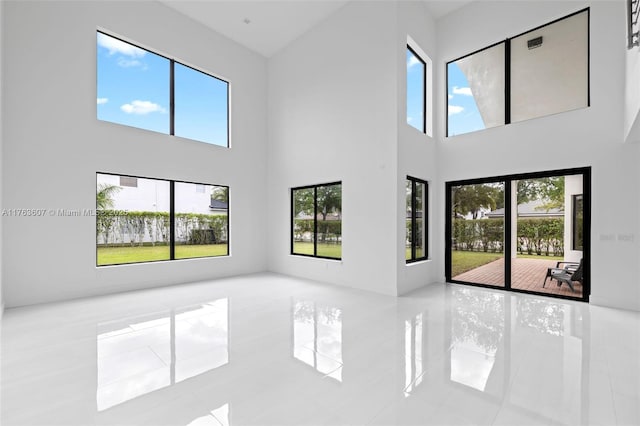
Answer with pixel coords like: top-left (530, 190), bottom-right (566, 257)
top-left (484, 200), bottom-right (562, 218)
top-left (209, 199), bottom-right (228, 210)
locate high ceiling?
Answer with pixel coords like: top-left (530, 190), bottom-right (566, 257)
top-left (159, 0), bottom-right (473, 57)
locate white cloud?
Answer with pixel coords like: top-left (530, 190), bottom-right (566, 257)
top-left (97, 98), bottom-right (108, 105)
top-left (120, 100), bottom-right (166, 115)
top-left (97, 33), bottom-right (146, 58)
top-left (448, 94), bottom-right (453, 100)
top-left (117, 58), bottom-right (143, 68)
top-left (448, 105), bottom-right (464, 115)
top-left (452, 86), bottom-right (473, 96)
top-left (407, 116), bottom-right (413, 123)
top-left (407, 55), bottom-right (421, 68)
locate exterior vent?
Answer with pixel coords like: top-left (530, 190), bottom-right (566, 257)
top-left (527, 36), bottom-right (543, 50)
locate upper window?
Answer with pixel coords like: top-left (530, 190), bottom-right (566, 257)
top-left (406, 46), bottom-right (426, 134)
top-left (292, 182), bottom-right (342, 260)
top-left (97, 31), bottom-right (229, 147)
top-left (406, 176), bottom-right (428, 263)
top-left (447, 8), bottom-right (589, 137)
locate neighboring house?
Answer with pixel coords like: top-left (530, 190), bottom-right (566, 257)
top-left (97, 173), bottom-right (227, 216)
top-left (484, 200), bottom-right (562, 219)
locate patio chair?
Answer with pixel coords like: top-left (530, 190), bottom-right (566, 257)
top-left (543, 259), bottom-right (583, 292)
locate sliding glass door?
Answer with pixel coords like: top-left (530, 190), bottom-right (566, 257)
top-left (446, 168), bottom-right (590, 302)
top-left (450, 182), bottom-right (506, 287)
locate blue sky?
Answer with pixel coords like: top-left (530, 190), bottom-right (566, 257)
top-left (97, 32), bottom-right (228, 147)
top-left (447, 62), bottom-right (485, 136)
top-left (406, 48), bottom-right (424, 133)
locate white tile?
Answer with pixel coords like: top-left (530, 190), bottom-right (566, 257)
top-left (0, 273), bottom-right (637, 426)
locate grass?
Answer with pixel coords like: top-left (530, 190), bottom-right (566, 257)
top-left (97, 244), bottom-right (228, 265)
top-left (451, 250), bottom-right (563, 277)
top-left (405, 247), bottom-right (424, 260)
top-left (293, 241), bottom-right (341, 259)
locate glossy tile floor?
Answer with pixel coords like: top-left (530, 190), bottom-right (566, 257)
top-left (1, 273), bottom-right (639, 425)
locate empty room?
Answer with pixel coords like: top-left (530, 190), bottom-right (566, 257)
top-left (0, 0), bottom-right (639, 425)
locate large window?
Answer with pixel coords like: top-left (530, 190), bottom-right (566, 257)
top-left (96, 173), bottom-right (229, 266)
top-left (97, 31), bottom-right (229, 147)
top-left (447, 8), bottom-right (589, 137)
top-left (406, 46), bottom-right (426, 133)
top-left (292, 182), bottom-right (342, 260)
top-left (406, 177), bottom-right (428, 262)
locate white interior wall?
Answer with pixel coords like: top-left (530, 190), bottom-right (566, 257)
top-left (267, 1), bottom-right (400, 296)
top-left (438, 1), bottom-right (639, 311)
top-left (1, 0), bottom-right (638, 312)
top-left (0, 0), bottom-right (4, 314)
top-left (396, 1), bottom-right (441, 295)
top-left (2, 1), bottom-right (268, 307)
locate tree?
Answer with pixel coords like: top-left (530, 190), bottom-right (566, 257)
top-left (452, 184), bottom-right (502, 219)
top-left (316, 184), bottom-right (341, 220)
top-left (96, 184), bottom-right (121, 210)
top-left (517, 177), bottom-right (564, 211)
top-left (211, 186), bottom-right (229, 204)
top-left (293, 188), bottom-right (314, 217)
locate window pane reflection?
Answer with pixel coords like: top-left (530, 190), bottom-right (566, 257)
top-left (97, 299), bottom-right (228, 410)
top-left (292, 300), bottom-right (343, 382)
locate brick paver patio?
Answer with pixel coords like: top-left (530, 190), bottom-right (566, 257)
top-left (453, 257), bottom-right (583, 298)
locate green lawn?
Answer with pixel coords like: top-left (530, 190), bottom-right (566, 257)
top-left (293, 241), bottom-right (341, 259)
top-left (405, 247), bottom-right (425, 260)
top-left (451, 250), bottom-right (562, 277)
top-left (97, 244), bottom-right (228, 265)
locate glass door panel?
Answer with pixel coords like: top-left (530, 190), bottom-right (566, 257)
top-left (512, 175), bottom-right (584, 299)
top-left (450, 182), bottom-right (505, 287)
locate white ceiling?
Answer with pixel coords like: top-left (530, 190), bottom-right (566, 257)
top-left (160, 0), bottom-right (473, 58)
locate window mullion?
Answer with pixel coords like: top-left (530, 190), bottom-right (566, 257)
top-left (313, 187), bottom-right (318, 257)
top-left (170, 60), bottom-right (175, 136)
top-left (505, 38), bottom-right (511, 125)
top-left (170, 180), bottom-right (175, 260)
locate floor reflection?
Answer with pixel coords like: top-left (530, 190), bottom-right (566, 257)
top-left (449, 288), bottom-right (505, 393)
top-left (441, 285), bottom-right (589, 425)
top-left (187, 403), bottom-right (229, 426)
top-left (292, 300), bottom-right (343, 381)
top-left (97, 299), bottom-right (228, 411)
top-left (404, 312), bottom-right (425, 396)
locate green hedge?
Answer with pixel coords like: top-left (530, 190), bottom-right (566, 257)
top-left (97, 210), bottom-right (228, 247)
top-left (293, 219), bottom-right (341, 243)
top-left (453, 217), bottom-right (564, 256)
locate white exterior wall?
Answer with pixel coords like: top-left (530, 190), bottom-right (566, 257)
top-left (267, 1), bottom-right (400, 296)
top-left (624, 20), bottom-right (640, 143)
top-left (564, 174), bottom-right (584, 263)
top-left (438, 1), bottom-right (639, 311)
top-left (2, 1), bottom-right (268, 307)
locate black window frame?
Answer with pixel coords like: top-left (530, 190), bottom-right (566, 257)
top-left (406, 45), bottom-right (427, 134)
top-left (96, 172), bottom-right (230, 267)
top-left (291, 181), bottom-right (342, 260)
top-left (96, 30), bottom-right (230, 148)
top-left (445, 8), bottom-right (590, 137)
top-left (406, 176), bottom-right (428, 263)
top-left (445, 166), bottom-right (591, 303)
